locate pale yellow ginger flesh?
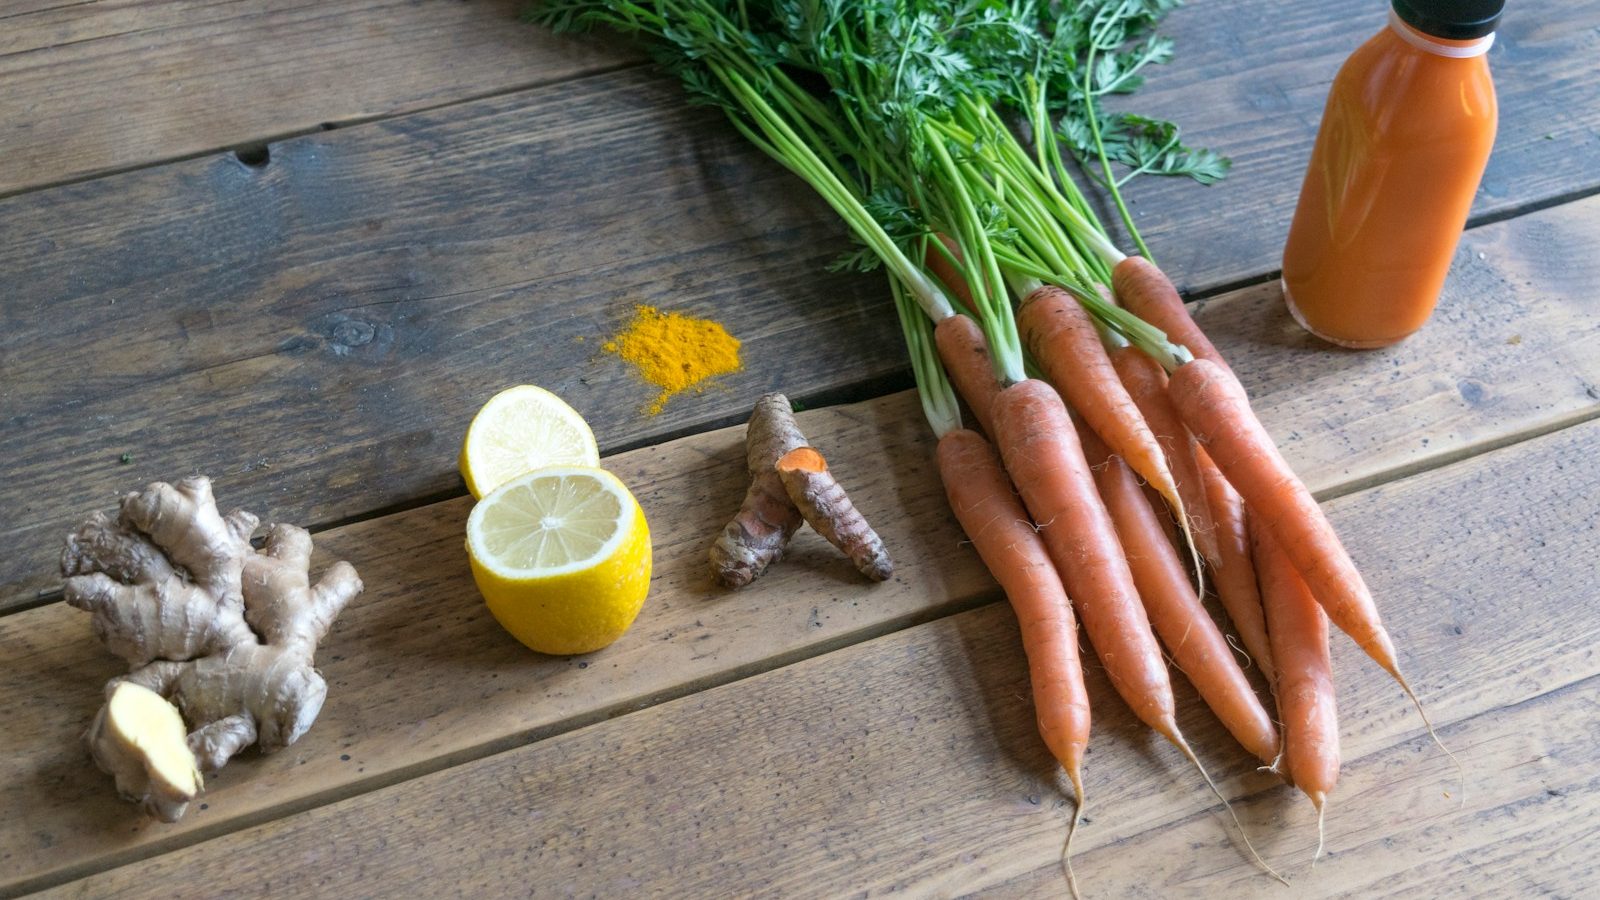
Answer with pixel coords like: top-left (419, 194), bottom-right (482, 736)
top-left (63, 476), bottom-right (363, 822)
top-left (97, 682), bottom-right (203, 819)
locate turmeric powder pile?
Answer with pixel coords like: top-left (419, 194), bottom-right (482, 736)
top-left (603, 305), bottom-right (742, 415)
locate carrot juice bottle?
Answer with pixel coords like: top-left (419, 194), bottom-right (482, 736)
top-left (1280, 0), bottom-right (1502, 348)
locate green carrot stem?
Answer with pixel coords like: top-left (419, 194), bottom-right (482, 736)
top-left (893, 277), bottom-right (962, 439)
top-left (1081, 39), bottom-right (1153, 262)
top-left (712, 65), bottom-right (954, 321)
top-left (924, 123), bottom-right (1024, 383)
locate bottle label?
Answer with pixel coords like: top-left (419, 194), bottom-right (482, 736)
top-left (1387, 8), bottom-right (1495, 58)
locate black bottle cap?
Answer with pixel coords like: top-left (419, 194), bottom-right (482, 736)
top-left (1392, 0), bottom-right (1504, 39)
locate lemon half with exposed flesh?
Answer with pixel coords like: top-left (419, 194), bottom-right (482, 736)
top-left (466, 467), bottom-right (652, 655)
top-left (459, 385), bottom-right (600, 499)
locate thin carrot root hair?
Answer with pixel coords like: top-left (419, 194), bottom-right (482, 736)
top-left (1061, 772), bottom-right (1086, 900)
top-left (1260, 743), bottom-right (1286, 777)
top-left (1166, 727), bottom-right (1289, 885)
top-left (1171, 494), bottom-right (1206, 599)
top-left (1394, 672), bottom-right (1466, 808)
top-left (1312, 795), bottom-right (1328, 866)
top-left (1224, 632), bottom-right (1254, 671)
top-left (1261, 715), bottom-right (1288, 778)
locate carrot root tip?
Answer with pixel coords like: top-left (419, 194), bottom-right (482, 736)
top-left (1171, 732), bottom-right (1289, 886)
top-left (1311, 798), bottom-right (1328, 866)
top-left (1063, 805), bottom-right (1084, 900)
top-left (1396, 672), bottom-right (1466, 808)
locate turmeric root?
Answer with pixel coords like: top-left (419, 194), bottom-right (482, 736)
top-left (61, 476), bottom-right (363, 821)
top-left (776, 446), bottom-right (893, 582)
top-left (708, 393), bottom-right (808, 587)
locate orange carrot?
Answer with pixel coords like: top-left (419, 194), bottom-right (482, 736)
top-left (937, 428), bottom-right (1089, 806)
top-left (1255, 521), bottom-right (1338, 816)
top-left (989, 379), bottom-right (1176, 735)
top-left (1172, 356), bottom-right (1464, 801)
top-left (934, 315), bottom-right (1003, 437)
top-left (924, 233), bottom-right (977, 310)
top-left (1168, 358), bottom-right (1400, 677)
top-left (1201, 451), bottom-right (1276, 685)
top-left (1018, 286), bottom-right (1190, 560)
top-left (1111, 256), bottom-right (1275, 680)
top-left (994, 377), bottom-right (1285, 882)
top-left (1108, 344), bottom-right (1219, 566)
top-left (1113, 255), bottom-right (1236, 381)
top-left (1078, 421), bottom-right (1280, 766)
top-left (922, 237), bottom-right (1003, 437)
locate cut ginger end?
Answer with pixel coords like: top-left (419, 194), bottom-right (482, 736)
top-left (777, 446), bottom-right (829, 474)
top-left (107, 682), bottom-right (202, 798)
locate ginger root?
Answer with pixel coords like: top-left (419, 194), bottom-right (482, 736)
top-left (91, 682), bottom-right (203, 822)
top-left (708, 395), bottom-right (892, 587)
top-left (708, 393), bottom-right (808, 587)
top-left (62, 476), bottom-right (363, 821)
top-left (776, 446), bottom-right (892, 582)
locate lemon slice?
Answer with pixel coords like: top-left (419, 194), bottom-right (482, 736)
top-left (466, 467), bottom-right (652, 655)
top-left (459, 385), bottom-right (600, 499)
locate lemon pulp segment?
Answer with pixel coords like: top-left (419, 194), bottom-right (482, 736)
top-left (466, 467), bottom-right (652, 656)
top-left (459, 385), bottom-right (599, 499)
top-left (473, 470), bottom-right (625, 574)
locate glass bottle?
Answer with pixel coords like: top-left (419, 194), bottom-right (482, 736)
top-left (1280, 0), bottom-right (1502, 348)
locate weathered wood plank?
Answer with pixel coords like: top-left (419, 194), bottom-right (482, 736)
top-left (6, 0), bottom-right (1597, 249)
top-left (5, 293), bottom-right (1598, 892)
top-left (981, 678), bottom-right (1600, 899)
top-left (0, 0), bottom-right (638, 195)
top-left (28, 418), bottom-right (1600, 898)
top-left (0, 65), bottom-right (899, 607)
top-left (5, 172), bottom-right (1598, 612)
top-left (0, 392), bottom-right (979, 895)
top-left (1111, 0), bottom-right (1600, 293)
top-left (1177, 196), bottom-right (1600, 499)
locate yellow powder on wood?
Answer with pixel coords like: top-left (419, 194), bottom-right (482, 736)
top-left (602, 305), bottom-right (742, 415)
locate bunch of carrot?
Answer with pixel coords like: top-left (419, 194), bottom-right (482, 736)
top-left (536, 0), bottom-right (1446, 886)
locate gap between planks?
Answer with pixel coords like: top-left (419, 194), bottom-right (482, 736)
top-left (7, 192), bottom-right (1600, 889)
top-left (1314, 400), bottom-right (1600, 504)
top-left (7, 389), bottom-right (1599, 895)
top-left (23, 416), bottom-right (1600, 896)
top-left (13, 381), bottom-right (1587, 620)
top-left (0, 59), bottom-right (651, 206)
top-left (0, 368), bottom-right (916, 619)
top-left (9, 188), bottom-right (1599, 615)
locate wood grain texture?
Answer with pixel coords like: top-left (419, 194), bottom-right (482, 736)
top-left (0, 0), bottom-right (638, 195)
top-left (1103, 0), bottom-right (1600, 293)
top-left (30, 418), bottom-right (1600, 898)
top-left (6, 188), bottom-right (1598, 611)
top-left (983, 677), bottom-right (1600, 899)
top-left (0, 65), bottom-right (900, 608)
top-left (5, 0), bottom-right (1597, 243)
top-left (1, 392), bottom-right (984, 894)
top-left (6, 252), bottom-right (1600, 891)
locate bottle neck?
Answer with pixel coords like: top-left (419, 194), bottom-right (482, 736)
top-left (1387, 7), bottom-right (1495, 58)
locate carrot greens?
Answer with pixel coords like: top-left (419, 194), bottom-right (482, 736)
top-left (529, 1), bottom-right (1220, 349)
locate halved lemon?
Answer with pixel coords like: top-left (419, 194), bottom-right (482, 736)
top-left (459, 385), bottom-right (600, 499)
top-left (465, 467), bottom-right (652, 655)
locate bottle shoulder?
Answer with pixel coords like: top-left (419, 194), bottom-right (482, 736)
top-left (1327, 29), bottom-right (1497, 132)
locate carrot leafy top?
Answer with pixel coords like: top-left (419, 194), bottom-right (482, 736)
top-left (530, 0), bottom-right (1216, 419)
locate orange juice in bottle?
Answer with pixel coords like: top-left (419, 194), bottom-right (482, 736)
top-left (1281, 0), bottom-right (1501, 349)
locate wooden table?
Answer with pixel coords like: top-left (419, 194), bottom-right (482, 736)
top-left (4, 2), bottom-right (1597, 896)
